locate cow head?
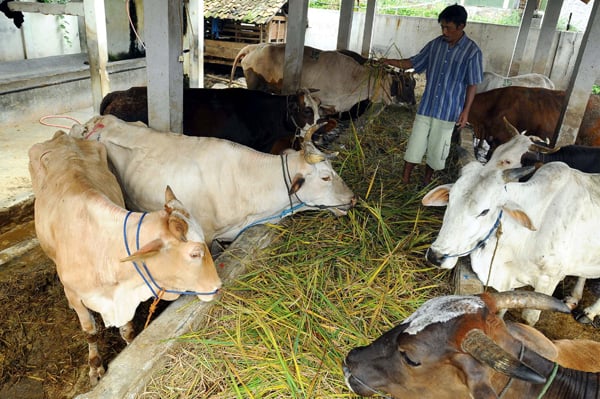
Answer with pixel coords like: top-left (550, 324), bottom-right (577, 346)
top-left (283, 124), bottom-right (356, 216)
top-left (389, 69), bottom-right (417, 106)
top-left (121, 186), bottom-right (222, 302)
top-left (287, 88), bottom-right (322, 135)
top-left (343, 291), bottom-right (571, 398)
top-left (422, 159), bottom-right (536, 269)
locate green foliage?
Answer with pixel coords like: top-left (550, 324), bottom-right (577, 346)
top-left (593, 85), bottom-right (600, 95)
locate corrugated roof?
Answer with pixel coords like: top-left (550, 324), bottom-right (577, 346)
top-left (204, 0), bottom-right (287, 24)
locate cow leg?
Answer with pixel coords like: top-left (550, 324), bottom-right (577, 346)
top-left (119, 321), bottom-right (136, 344)
top-left (64, 288), bottom-right (105, 385)
top-left (564, 277), bottom-right (586, 310)
top-left (581, 299), bottom-right (600, 327)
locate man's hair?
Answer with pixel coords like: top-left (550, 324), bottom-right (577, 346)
top-left (438, 4), bottom-right (468, 26)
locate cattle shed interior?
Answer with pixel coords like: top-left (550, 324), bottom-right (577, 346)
top-left (1, 0), bottom-right (600, 398)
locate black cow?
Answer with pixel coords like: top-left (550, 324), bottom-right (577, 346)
top-left (521, 143), bottom-right (600, 173)
top-left (100, 86), bottom-right (330, 154)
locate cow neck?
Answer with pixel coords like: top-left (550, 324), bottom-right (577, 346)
top-left (121, 210), bottom-right (218, 298)
top-left (281, 153), bottom-right (305, 211)
top-left (440, 210), bottom-right (503, 261)
top-left (285, 96), bottom-right (302, 137)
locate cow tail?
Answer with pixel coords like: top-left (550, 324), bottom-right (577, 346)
top-left (229, 44), bottom-right (259, 87)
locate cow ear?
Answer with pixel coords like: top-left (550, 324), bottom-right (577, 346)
top-left (289, 173), bottom-right (305, 195)
top-left (421, 184), bottom-right (452, 207)
top-left (120, 238), bottom-right (164, 262)
top-left (168, 214), bottom-right (189, 242)
top-left (506, 322), bottom-right (558, 360)
top-left (502, 204), bottom-right (536, 231)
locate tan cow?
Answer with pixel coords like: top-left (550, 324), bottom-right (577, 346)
top-left (28, 131), bottom-right (221, 385)
top-left (230, 43), bottom-right (416, 115)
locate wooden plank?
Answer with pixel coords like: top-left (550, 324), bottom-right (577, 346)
top-left (8, 1), bottom-right (84, 16)
top-left (83, 0), bottom-right (109, 113)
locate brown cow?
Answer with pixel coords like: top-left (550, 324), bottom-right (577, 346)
top-left (466, 86), bottom-right (600, 158)
top-left (28, 131), bottom-right (221, 385)
top-left (344, 291), bottom-right (600, 399)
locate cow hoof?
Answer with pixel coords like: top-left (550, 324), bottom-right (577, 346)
top-left (89, 365), bottom-right (106, 386)
top-left (572, 308), bottom-right (593, 325)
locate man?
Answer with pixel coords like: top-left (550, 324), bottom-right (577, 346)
top-left (383, 4), bottom-right (483, 185)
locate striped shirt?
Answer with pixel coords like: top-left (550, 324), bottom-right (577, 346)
top-left (411, 33), bottom-right (483, 122)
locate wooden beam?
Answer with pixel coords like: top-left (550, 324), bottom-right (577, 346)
top-left (554, 0), bottom-right (600, 146)
top-left (83, 0), bottom-right (109, 113)
top-left (337, 0), bottom-right (353, 50)
top-left (282, 0), bottom-right (308, 94)
top-left (187, 0), bottom-right (204, 88)
top-left (361, 0), bottom-right (376, 57)
top-left (531, 0), bottom-right (563, 75)
top-left (143, 0), bottom-right (184, 133)
top-left (508, 0), bottom-right (536, 76)
top-left (8, 1), bottom-right (84, 16)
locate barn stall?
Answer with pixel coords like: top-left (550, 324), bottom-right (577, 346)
top-left (2, 1), bottom-right (600, 397)
top-left (2, 73), bottom-right (600, 398)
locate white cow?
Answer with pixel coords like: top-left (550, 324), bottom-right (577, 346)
top-left (70, 115), bottom-right (356, 245)
top-left (476, 71), bottom-right (555, 93)
top-left (422, 140), bottom-right (600, 326)
top-left (29, 131), bottom-right (221, 385)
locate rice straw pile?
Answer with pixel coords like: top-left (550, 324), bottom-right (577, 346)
top-left (141, 102), bottom-right (461, 398)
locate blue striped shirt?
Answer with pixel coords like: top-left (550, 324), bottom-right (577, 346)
top-left (411, 33), bottom-right (483, 122)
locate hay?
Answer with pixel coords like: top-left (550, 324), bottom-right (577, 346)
top-left (141, 99), bottom-right (457, 398)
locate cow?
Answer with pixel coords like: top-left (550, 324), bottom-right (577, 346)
top-left (99, 86), bottom-right (333, 154)
top-left (465, 86), bottom-right (600, 158)
top-left (70, 115), bottom-right (356, 245)
top-left (28, 131), bottom-right (222, 385)
top-left (229, 43), bottom-right (416, 116)
top-left (476, 71), bottom-right (555, 93)
top-left (521, 142), bottom-right (600, 173)
top-left (421, 143), bottom-right (600, 326)
top-left (343, 291), bottom-right (600, 399)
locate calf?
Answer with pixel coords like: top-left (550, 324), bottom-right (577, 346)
top-left (100, 86), bottom-right (329, 154)
top-left (29, 131), bottom-right (221, 385)
top-left (521, 142), bottom-right (600, 173)
top-left (344, 291), bottom-right (600, 398)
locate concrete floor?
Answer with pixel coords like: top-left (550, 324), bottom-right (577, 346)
top-left (0, 107), bottom-right (94, 210)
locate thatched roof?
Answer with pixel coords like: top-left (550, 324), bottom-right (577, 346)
top-left (204, 0), bottom-right (287, 24)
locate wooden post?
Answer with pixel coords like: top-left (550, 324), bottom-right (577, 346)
top-left (83, 0), bottom-right (109, 113)
top-left (282, 0), bottom-right (308, 94)
top-left (143, 0), bottom-right (184, 133)
top-left (337, 0), bottom-right (353, 50)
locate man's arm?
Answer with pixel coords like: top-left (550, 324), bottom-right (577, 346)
top-left (457, 84), bottom-right (477, 128)
top-left (380, 58), bottom-right (413, 70)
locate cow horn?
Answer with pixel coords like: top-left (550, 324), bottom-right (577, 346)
top-left (502, 116), bottom-right (520, 138)
top-left (304, 121), bottom-right (327, 143)
top-left (528, 142), bottom-right (560, 155)
top-left (487, 291), bottom-right (571, 313)
top-left (461, 329), bottom-right (546, 384)
top-left (502, 166), bottom-right (536, 182)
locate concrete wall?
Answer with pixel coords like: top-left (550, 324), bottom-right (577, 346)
top-left (0, 0), bottom-right (143, 62)
top-left (304, 8), bottom-right (585, 89)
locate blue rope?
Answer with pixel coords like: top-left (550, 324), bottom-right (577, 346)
top-left (123, 211), bottom-right (218, 298)
top-left (440, 210), bottom-right (503, 261)
top-left (232, 202), bottom-right (306, 242)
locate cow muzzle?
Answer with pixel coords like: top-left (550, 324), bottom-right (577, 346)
top-left (425, 248), bottom-right (458, 269)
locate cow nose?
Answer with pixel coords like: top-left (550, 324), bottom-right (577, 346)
top-left (425, 248), bottom-right (443, 266)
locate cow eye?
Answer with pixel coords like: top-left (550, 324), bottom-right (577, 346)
top-left (322, 176), bottom-right (331, 182)
top-left (400, 350), bottom-right (420, 367)
top-left (478, 209), bottom-right (489, 217)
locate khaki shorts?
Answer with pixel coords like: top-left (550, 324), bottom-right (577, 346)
top-left (403, 114), bottom-right (456, 170)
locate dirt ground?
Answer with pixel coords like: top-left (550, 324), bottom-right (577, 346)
top-left (2, 67), bottom-right (600, 399)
